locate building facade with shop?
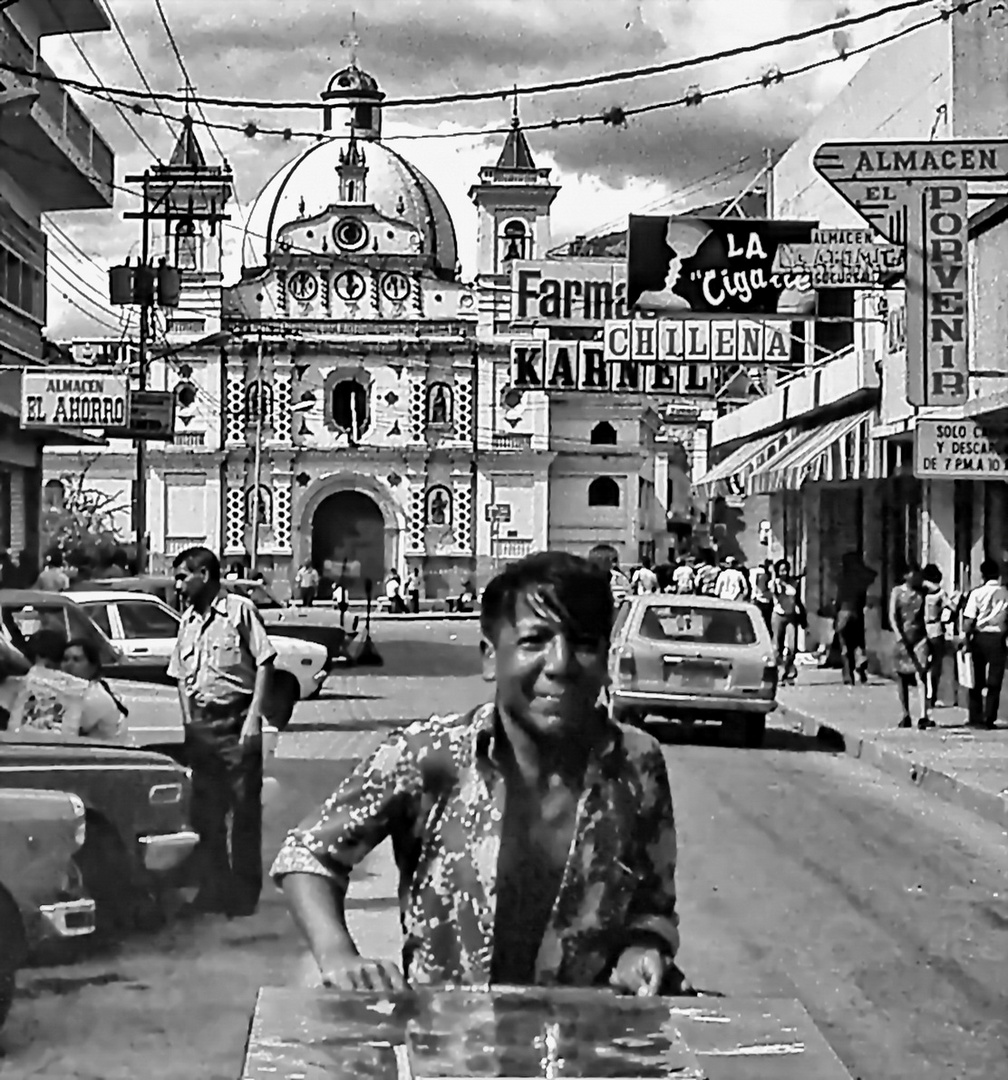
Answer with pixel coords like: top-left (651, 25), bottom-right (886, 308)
top-left (1, 1), bottom-right (116, 578)
top-left (693, 4), bottom-right (1008, 673)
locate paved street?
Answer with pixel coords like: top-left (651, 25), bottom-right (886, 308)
top-left (2, 622), bottom-right (1006, 1078)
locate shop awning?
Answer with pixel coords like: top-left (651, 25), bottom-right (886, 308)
top-left (693, 432), bottom-right (788, 502)
top-left (746, 410), bottom-right (873, 496)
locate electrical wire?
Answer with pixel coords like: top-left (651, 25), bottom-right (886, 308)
top-left (7, 0), bottom-right (941, 114)
top-left (50, 8), bottom-right (160, 160)
top-left (104, 0), bottom-right (179, 144)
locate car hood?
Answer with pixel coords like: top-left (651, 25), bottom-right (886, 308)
top-left (0, 737), bottom-right (184, 771)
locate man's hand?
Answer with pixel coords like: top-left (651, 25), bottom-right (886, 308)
top-left (318, 948), bottom-right (407, 993)
top-left (609, 945), bottom-right (667, 997)
top-left (239, 713), bottom-right (262, 746)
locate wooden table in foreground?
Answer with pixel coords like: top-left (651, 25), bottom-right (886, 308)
top-left (242, 986), bottom-right (853, 1080)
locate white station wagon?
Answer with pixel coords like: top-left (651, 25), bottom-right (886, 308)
top-left (609, 594), bottom-right (778, 747)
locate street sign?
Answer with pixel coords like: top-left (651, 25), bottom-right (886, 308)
top-left (914, 419), bottom-right (1008, 478)
top-left (485, 504), bottom-right (512, 523)
top-left (106, 390), bottom-right (176, 440)
top-left (779, 228), bottom-right (904, 287)
top-left (20, 368), bottom-right (127, 429)
top-left (813, 139), bottom-right (1008, 408)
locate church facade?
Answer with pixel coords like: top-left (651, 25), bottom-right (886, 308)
top-left (45, 59), bottom-right (683, 597)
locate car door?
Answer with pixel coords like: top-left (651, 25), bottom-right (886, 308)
top-left (114, 600), bottom-right (180, 674)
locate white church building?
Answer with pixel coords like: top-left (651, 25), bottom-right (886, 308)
top-left (46, 58), bottom-right (704, 598)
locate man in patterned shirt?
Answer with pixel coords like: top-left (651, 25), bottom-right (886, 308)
top-left (272, 551), bottom-right (686, 996)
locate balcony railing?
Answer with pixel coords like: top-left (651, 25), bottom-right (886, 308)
top-left (491, 432), bottom-right (533, 451)
top-left (164, 536), bottom-right (206, 557)
top-left (173, 432), bottom-right (206, 448)
top-left (491, 538), bottom-right (533, 559)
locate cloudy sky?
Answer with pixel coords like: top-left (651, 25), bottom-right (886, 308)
top-left (39, 0), bottom-right (930, 338)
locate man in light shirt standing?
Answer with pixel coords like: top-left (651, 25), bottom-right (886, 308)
top-left (962, 558), bottom-right (1008, 729)
top-left (714, 556), bottom-right (750, 602)
top-left (631, 555), bottom-right (659, 595)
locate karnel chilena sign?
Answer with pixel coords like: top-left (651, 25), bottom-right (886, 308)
top-left (513, 338), bottom-right (732, 394)
top-left (21, 368), bottom-right (128, 429)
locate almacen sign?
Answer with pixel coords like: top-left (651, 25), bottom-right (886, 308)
top-left (21, 368), bottom-right (128, 429)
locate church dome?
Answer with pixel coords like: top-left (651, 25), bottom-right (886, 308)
top-left (325, 63), bottom-right (380, 95)
top-left (241, 136), bottom-right (458, 274)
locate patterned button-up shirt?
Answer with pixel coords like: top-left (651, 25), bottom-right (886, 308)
top-left (270, 702), bottom-right (679, 988)
top-left (167, 590), bottom-right (276, 708)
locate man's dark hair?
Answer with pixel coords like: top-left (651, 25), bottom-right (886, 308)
top-left (479, 551), bottom-right (613, 644)
top-left (922, 563), bottom-right (942, 585)
top-left (173, 546), bottom-right (221, 582)
top-left (980, 557), bottom-right (1001, 581)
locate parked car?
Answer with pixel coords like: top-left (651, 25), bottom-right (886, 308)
top-left (70, 590), bottom-right (326, 730)
top-left (608, 595), bottom-right (778, 747)
top-left (78, 576), bottom-right (357, 670)
top-left (0, 787), bottom-right (96, 1029)
top-left (0, 588), bottom-right (279, 756)
top-left (0, 736), bottom-right (199, 931)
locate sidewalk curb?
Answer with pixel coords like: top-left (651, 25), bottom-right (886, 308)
top-left (778, 703), bottom-right (1008, 832)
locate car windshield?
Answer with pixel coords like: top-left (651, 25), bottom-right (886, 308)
top-left (0, 601), bottom-right (119, 665)
top-left (229, 582), bottom-right (282, 609)
top-left (637, 604), bottom-right (758, 646)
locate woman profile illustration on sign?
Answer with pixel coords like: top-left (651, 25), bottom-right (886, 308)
top-left (629, 217), bottom-right (711, 313)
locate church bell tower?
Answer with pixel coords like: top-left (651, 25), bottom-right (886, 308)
top-left (468, 94), bottom-right (560, 278)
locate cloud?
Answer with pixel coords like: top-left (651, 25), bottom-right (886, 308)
top-left (38, 0), bottom-right (921, 335)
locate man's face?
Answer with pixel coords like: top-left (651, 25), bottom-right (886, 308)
top-left (175, 561), bottom-right (210, 603)
top-left (481, 591), bottom-right (608, 741)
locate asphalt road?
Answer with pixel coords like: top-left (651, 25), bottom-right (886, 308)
top-left (1, 620), bottom-right (1005, 1079)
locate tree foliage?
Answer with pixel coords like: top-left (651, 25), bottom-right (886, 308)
top-left (41, 460), bottom-right (130, 572)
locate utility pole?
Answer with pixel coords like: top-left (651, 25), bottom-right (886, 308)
top-left (112, 144), bottom-right (230, 572)
top-left (249, 336), bottom-right (264, 571)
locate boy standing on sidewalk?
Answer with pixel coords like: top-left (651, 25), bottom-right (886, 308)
top-left (961, 559), bottom-right (1008, 729)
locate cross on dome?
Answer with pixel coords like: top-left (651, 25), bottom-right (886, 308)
top-left (340, 10), bottom-right (361, 66)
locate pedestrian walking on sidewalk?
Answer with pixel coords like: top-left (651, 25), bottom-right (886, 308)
top-left (834, 552), bottom-right (875, 686)
top-left (922, 563), bottom-right (954, 708)
top-left (273, 550), bottom-right (690, 997)
top-left (714, 556), bottom-right (750, 602)
top-left (294, 560), bottom-right (320, 607)
top-left (888, 562), bottom-right (933, 729)
top-left (169, 546), bottom-right (277, 918)
top-left (961, 558), bottom-right (1008, 729)
top-left (750, 559), bottom-right (774, 631)
top-left (770, 559), bottom-right (803, 685)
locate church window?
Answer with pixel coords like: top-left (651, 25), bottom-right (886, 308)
top-left (590, 421), bottom-right (617, 446)
top-left (175, 381), bottom-right (198, 409)
top-left (245, 485), bottom-right (272, 527)
top-left (245, 380), bottom-right (273, 425)
top-left (499, 219), bottom-right (530, 268)
top-left (174, 220), bottom-right (201, 272)
top-left (354, 104), bottom-right (373, 130)
top-left (334, 217), bottom-right (368, 252)
top-left (425, 486), bottom-right (452, 527)
top-left (331, 379), bottom-right (370, 440)
top-left (426, 383), bottom-right (453, 428)
top-left (588, 477), bottom-right (621, 508)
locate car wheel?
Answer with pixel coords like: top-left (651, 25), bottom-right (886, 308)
top-left (0, 890), bottom-right (25, 1031)
top-left (266, 672), bottom-right (300, 732)
top-left (742, 714), bottom-right (767, 749)
top-left (74, 817), bottom-right (135, 936)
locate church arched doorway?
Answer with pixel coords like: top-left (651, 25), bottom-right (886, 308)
top-left (311, 490), bottom-right (386, 598)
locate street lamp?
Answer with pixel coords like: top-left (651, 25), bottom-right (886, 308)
top-left (135, 330), bottom-right (232, 573)
top-left (249, 365), bottom-right (313, 573)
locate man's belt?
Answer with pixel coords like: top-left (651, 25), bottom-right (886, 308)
top-left (189, 694), bottom-right (253, 716)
